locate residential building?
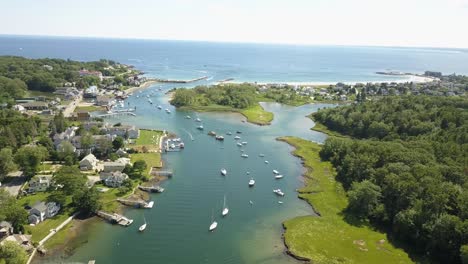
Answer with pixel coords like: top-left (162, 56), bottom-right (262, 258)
top-left (0, 221), bottom-right (13, 240)
top-left (28, 175), bottom-right (52, 193)
top-left (22, 102), bottom-right (49, 111)
top-left (0, 234), bottom-right (34, 252)
top-left (28, 201), bottom-right (61, 224)
top-left (71, 134), bottom-right (116, 150)
top-left (101, 123), bottom-right (140, 139)
top-left (102, 161), bottom-right (126, 173)
top-left (75, 111), bottom-right (91, 121)
top-left (101, 171), bottom-right (129, 188)
top-left (79, 70), bottom-right (103, 81)
top-left (53, 127), bottom-right (78, 148)
top-left (84, 85), bottom-right (99, 98)
top-left (96, 95), bottom-right (114, 107)
top-left (80, 153), bottom-right (99, 171)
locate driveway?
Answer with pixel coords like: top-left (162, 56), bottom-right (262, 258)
top-left (0, 171), bottom-right (26, 197)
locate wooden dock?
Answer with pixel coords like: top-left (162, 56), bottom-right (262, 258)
top-left (96, 211), bottom-right (134, 226)
top-left (150, 170), bottom-right (173, 177)
top-left (139, 185), bottom-right (165, 193)
top-left (155, 76), bottom-right (208, 83)
top-left (117, 198), bottom-right (153, 208)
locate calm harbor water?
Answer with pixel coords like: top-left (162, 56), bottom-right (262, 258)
top-left (36, 84), bottom-right (331, 264)
top-left (2, 36), bottom-right (465, 263)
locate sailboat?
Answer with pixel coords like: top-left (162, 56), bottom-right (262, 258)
top-left (222, 195), bottom-right (229, 216)
top-left (209, 209), bottom-right (218, 231)
top-left (139, 216), bottom-right (147, 232)
top-left (220, 169), bottom-right (227, 176)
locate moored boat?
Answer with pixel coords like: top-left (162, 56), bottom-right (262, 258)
top-left (273, 170), bottom-right (279, 174)
top-left (221, 169), bottom-right (227, 176)
top-left (275, 175), bottom-right (284, 179)
top-left (248, 178), bottom-right (255, 187)
top-left (241, 154), bottom-right (249, 158)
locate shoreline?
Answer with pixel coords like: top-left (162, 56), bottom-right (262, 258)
top-left (125, 80), bottom-right (159, 93)
top-left (218, 74), bottom-right (436, 86)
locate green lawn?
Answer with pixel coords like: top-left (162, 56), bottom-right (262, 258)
top-left (135, 130), bottom-right (163, 146)
top-left (97, 181), bottom-right (138, 212)
top-left (278, 137), bottom-right (412, 264)
top-left (24, 208), bottom-right (73, 243)
top-left (130, 153), bottom-right (162, 177)
top-left (43, 221), bottom-right (73, 249)
top-left (74, 105), bottom-right (104, 112)
top-left (240, 104), bottom-right (273, 125)
top-left (17, 192), bottom-right (51, 208)
top-left (308, 115), bottom-right (348, 138)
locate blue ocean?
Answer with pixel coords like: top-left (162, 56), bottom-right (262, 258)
top-left (1, 35), bottom-right (467, 83)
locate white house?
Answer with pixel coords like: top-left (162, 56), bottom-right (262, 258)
top-left (101, 171), bottom-right (129, 188)
top-left (101, 124), bottom-right (140, 139)
top-left (28, 176), bottom-right (52, 193)
top-left (28, 201), bottom-right (61, 224)
top-left (79, 153), bottom-right (99, 171)
top-left (53, 127), bottom-right (78, 148)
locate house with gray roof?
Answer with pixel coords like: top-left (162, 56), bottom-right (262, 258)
top-left (28, 201), bottom-right (61, 224)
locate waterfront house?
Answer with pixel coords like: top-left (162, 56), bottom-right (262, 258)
top-left (102, 161), bottom-right (126, 173)
top-left (0, 234), bottom-right (34, 252)
top-left (28, 201), bottom-right (61, 224)
top-left (96, 96), bottom-right (113, 107)
top-left (101, 123), bottom-right (140, 139)
top-left (80, 153), bottom-right (99, 171)
top-left (101, 171), bottom-right (129, 188)
top-left (84, 85), bottom-right (99, 98)
top-left (0, 221), bottom-right (13, 240)
top-left (75, 110), bottom-right (91, 121)
top-left (28, 175), bottom-right (52, 193)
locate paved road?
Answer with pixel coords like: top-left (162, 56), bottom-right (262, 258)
top-left (63, 95), bottom-right (82, 117)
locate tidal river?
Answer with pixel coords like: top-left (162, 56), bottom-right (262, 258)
top-left (38, 83), bottom-right (334, 264)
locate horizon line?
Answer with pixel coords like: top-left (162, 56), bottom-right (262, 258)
top-left (1, 33), bottom-right (468, 51)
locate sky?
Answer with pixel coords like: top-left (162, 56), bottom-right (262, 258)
top-left (1, 0), bottom-right (468, 48)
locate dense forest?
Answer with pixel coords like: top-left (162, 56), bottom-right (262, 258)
top-left (171, 84), bottom-right (259, 109)
top-left (0, 56), bottom-right (125, 100)
top-left (314, 96), bottom-right (467, 263)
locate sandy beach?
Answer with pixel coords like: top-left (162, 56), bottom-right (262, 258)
top-left (125, 80), bottom-right (159, 93)
top-left (219, 75), bottom-right (437, 86)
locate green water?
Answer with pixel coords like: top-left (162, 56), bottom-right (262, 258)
top-left (37, 86), bottom-right (334, 264)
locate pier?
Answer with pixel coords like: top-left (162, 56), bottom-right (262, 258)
top-left (139, 185), bottom-right (165, 193)
top-left (117, 198), bottom-right (154, 208)
top-left (96, 109), bottom-right (136, 118)
top-left (155, 76), bottom-right (208, 83)
top-left (96, 211), bottom-right (134, 226)
top-left (150, 169), bottom-right (173, 177)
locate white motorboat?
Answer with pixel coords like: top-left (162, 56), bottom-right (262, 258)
top-left (144, 201), bottom-right (154, 208)
top-left (234, 136), bottom-right (241, 140)
top-left (259, 154), bottom-right (265, 157)
top-left (222, 195), bottom-right (229, 217)
top-left (215, 135), bottom-right (224, 141)
top-left (275, 175), bottom-right (284, 179)
top-left (209, 210), bottom-right (218, 231)
top-left (248, 178), bottom-right (255, 186)
top-left (249, 200), bottom-right (253, 205)
top-left (241, 154), bottom-right (249, 158)
top-left (221, 169), bottom-right (227, 176)
top-left (185, 115), bottom-right (191, 119)
top-left (226, 132), bottom-right (232, 135)
top-left (241, 142), bottom-right (248, 145)
top-left (278, 201), bottom-right (284, 204)
top-left (264, 160), bottom-right (269, 164)
top-left (273, 189), bottom-right (285, 196)
top-left (195, 118), bottom-right (202, 122)
top-left (273, 170), bottom-right (279, 175)
top-left (165, 109), bottom-right (171, 113)
top-left (157, 105), bottom-right (162, 109)
top-left (197, 125), bottom-right (204, 130)
top-left (237, 142), bottom-right (243, 147)
top-left (148, 99), bottom-right (153, 104)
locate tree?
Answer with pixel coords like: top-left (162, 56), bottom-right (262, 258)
top-left (80, 133), bottom-right (94, 151)
top-left (346, 180), bottom-right (382, 219)
top-left (0, 189), bottom-right (27, 233)
top-left (47, 191), bottom-right (67, 206)
top-left (53, 166), bottom-right (87, 196)
top-left (112, 136), bottom-right (124, 150)
top-left (14, 145), bottom-right (48, 178)
top-left (0, 241), bottom-right (28, 264)
top-left (73, 187), bottom-right (101, 215)
top-left (133, 160), bottom-right (147, 176)
top-left (57, 141), bottom-right (76, 165)
top-left (0, 148), bottom-right (16, 178)
top-left (51, 111), bottom-right (67, 134)
top-left (461, 244), bottom-right (468, 264)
